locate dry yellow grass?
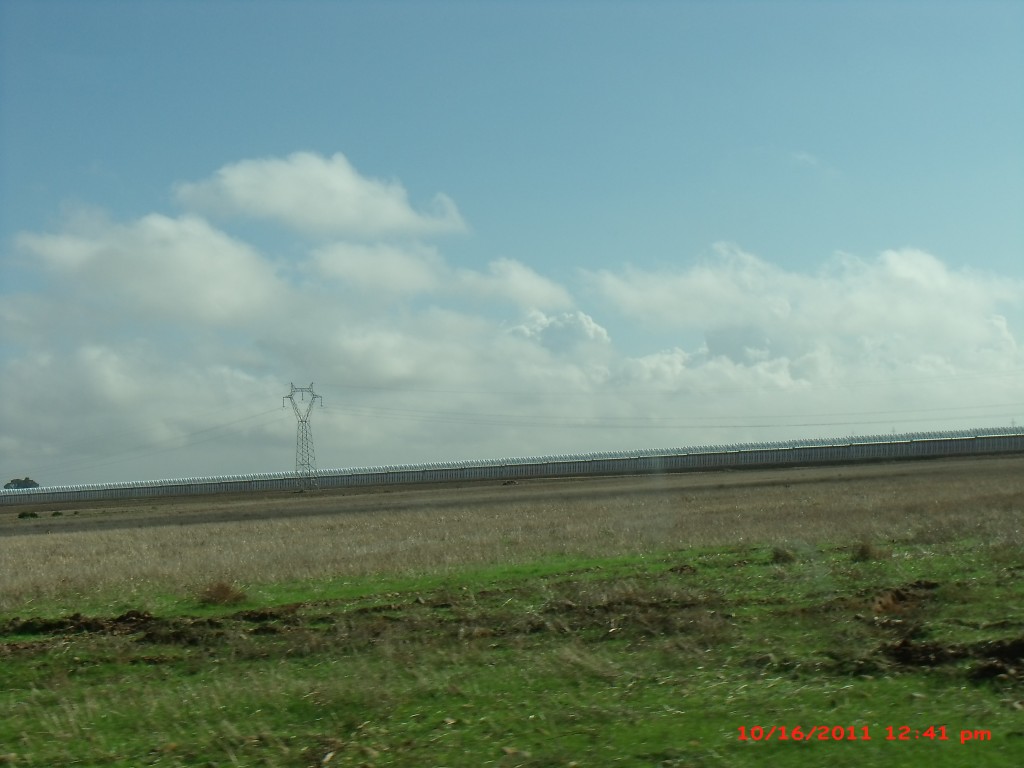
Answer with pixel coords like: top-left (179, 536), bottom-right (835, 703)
top-left (1, 454), bottom-right (1021, 610)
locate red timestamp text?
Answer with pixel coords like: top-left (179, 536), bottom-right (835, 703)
top-left (737, 725), bottom-right (993, 744)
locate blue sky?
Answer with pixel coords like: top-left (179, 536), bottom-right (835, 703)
top-left (2, 0), bottom-right (1023, 485)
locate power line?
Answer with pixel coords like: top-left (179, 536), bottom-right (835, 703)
top-left (322, 366), bottom-right (1024, 398)
top-left (322, 401), bottom-right (1021, 431)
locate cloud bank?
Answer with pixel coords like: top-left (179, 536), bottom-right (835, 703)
top-left (3, 153), bottom-right (1022, 485)
top-left (589, 243), bottom-right (1021, 373)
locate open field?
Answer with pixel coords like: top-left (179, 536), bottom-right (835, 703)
top-left (1, 455), bottom-right (1023, 766)
top-left (3, 455), bottom-right (1023, 607)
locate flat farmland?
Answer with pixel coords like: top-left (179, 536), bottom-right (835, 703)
top-left (1, 455), bottom-right (1022, 766)
top-left (2, 455), bottom-right (1022, 603)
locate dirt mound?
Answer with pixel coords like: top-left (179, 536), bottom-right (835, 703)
top-left (136, 619), bottom-right (224, 646)
top-left (668, 563), bottom-right (697, 575)
top-left (882, 637), bottom-right (967, 666)
top-left (232, 604), bottom-right (301, 624)
top-left (869, 579), bottom-right (940, 615)
top-left (1, 610), bottom-right (156, 636)
top-left (880, 633), bottom-right (1024, 683)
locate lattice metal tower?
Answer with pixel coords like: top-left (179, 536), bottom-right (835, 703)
top-left (282, 382), bottom-right (323, 490)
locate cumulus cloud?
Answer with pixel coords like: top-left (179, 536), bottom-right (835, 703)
top-left (510, 309), bottom-right (611, 353)
top-left (308, 245), bottom-right (570, 312)
top-left (175, 151), bottom-right (466, 238)
top-left (455, 257), bottom-right (573, 310)
top-left (589, 242), bottom-right (1024, 372)
top-left (588, 244), bottom-right (796, 329)
top-left (16, 212), bottom-right (284, 328)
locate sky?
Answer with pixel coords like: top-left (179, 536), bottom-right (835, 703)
top-left (1, 0), bottom-right (1023, 486)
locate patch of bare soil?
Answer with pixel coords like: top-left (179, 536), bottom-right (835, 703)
top-left (0, 573), bottom-right (725, 657)
top-left (822, 579), bottom-right (1024, 683)
top-left (879, 635), bottom-right (1024, 683)
top-left (2, 609), bottom-right (156, 636)
top-left (3, 569), bottom-right (1021, 687)
top-left (868, 579), bottom-right (940, 615)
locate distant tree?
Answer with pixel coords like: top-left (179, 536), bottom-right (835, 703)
top-left (4, 477), bottom-right (39, 489)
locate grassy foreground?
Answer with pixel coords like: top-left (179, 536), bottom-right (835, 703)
top-left (1, 536), bottom-right (1022, 767)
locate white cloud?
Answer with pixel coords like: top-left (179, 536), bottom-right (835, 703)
top-left (175, 152), bottom-right (466, 238)
top-left (456, 257), bottom-right (573, 310)
top-left (615, 347), bottom-right (691, 386)
top-left (16, 211), bottom-right (284, 329)
top-left (310, 241), bottom-right (445, 297)
top-left (510, 309), bottom-right (611, 353)
top-left (76, 344), bottom-right (143, 402)
top-left (308, 244), bottom-right (572, 312)
top-left (588, 244), bottom-right (796, 329)
top-left (589, 243), bottom-right (1024, 372)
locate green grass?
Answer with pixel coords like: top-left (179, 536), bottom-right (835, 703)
top-left (1, 537), bottom-right (1022, 767)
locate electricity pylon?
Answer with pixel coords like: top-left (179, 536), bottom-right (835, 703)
top-left (282, 382), bottom-right (323, 490)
